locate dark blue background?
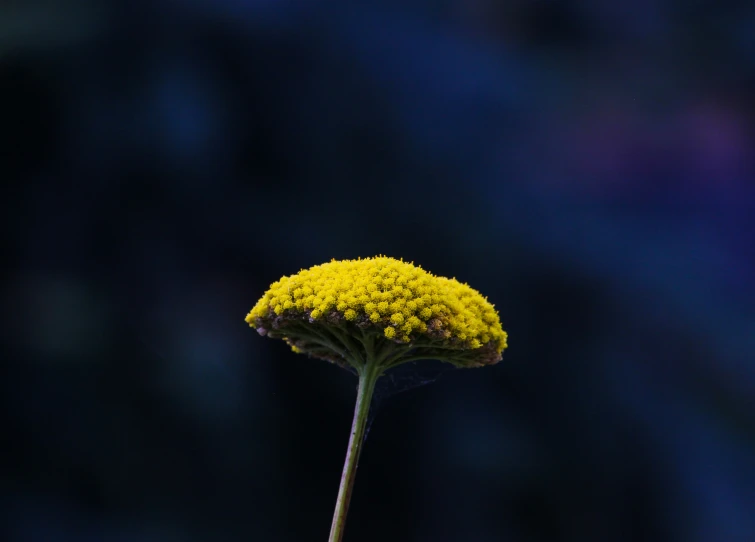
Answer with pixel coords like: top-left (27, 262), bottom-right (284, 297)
top-left (3, 1), bottom-right (754, 541)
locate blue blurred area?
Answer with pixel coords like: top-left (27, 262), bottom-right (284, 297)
top-left (3, 0), bottom-right (754, 541)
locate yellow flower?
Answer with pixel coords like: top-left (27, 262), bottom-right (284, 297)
top-left (246, 256), bottom-right (508, 370)
top-left (250, 257), bottom-right (511, 541)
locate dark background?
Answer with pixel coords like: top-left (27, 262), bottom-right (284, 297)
top-left (3, 1), bottom-right (754, 541)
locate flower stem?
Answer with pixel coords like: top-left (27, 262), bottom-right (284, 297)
top-left (328, 359), bottom-right (381, 542)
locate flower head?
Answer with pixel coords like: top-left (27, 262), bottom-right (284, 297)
top-left (246, 256), bottom-right (507, 370)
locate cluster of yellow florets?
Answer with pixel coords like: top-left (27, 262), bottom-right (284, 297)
top-left (246, 256), bottom-right (507, 355)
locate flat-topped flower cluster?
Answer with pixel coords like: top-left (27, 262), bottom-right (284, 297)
top-left (247, 257), bottom-right (507, 368)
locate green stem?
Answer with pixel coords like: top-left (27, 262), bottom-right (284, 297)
top-left (328, 359), bottom-right (381, 542)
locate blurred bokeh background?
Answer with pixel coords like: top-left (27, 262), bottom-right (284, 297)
top-left (3, 0), bottom-right (754, 541)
